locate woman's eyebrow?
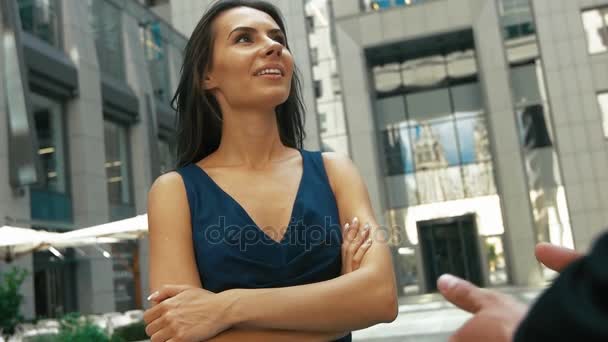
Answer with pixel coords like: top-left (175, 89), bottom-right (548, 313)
top-left (227, 26), bottom-right (283, 40)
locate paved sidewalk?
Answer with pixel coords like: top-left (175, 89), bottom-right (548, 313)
top-left (353, 286), bottom-right (545, 341)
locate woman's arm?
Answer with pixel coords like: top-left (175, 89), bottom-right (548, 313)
top-left (146, 172), bottom-right (352, 340)
top-left (208, 327), bottom-right (347, 342)
top-left (220, 152), bottom-right (398, 333)
top-left (147, 172), bottom-right (203, 291)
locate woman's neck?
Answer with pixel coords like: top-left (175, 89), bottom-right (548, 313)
top-left (214, 107), bottom-right (289, 170)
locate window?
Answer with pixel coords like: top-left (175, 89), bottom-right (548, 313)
top-left (599, 92), bottom-right (608, 138)
top-left (30, 93), bottom-right (72, 222)
top-left (141, 21), bottom-right (171, 103)
top-left (314, 80), bottom-right (323, 98)
top-left (311, 47), bottom-right (319, 66)
top-left (318, 112), bottom-right (327, 134)
top-left (498, 0), bottom-right (535, 40)
top-left (510, 63), bottom-right (542, 107)
top-left (104, 120), bottom-right (134, 220)
top-left (17, 0), bottom-right (60, 46)
top-left (582, 7), bottom-right (608, 54)
top-left (89, 0), bottom-right (125, 80)
top-left (305, 15), bottom-right (314, 33)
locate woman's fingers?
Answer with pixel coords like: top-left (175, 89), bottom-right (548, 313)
top-left (344, 221), bottom-right (372, 272)
top-left (352, 237), bottom-right (373, 270)
top-left (341, 217), bottom-right (360, 274)
top-left (345, 217), bottom-right (360, 242)
top-left (348, 222), bottom-right (370, 257)
top-left (150, 326), bottom-right (173, 342)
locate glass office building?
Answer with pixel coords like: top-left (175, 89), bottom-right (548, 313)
top-left (0, 0), bottom-right (186, 318)
top-left (330, 0), bottom-right (608, 294)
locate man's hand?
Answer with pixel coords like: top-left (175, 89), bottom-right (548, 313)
top-left (535, 243), bottom-right (582, 272)
top-left (437, 275), bottom-right (527, 342)
top-left (438, 242), bottom-right (583, 341)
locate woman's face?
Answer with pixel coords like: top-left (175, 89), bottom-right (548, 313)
top-left (205, 6), bottom-right (294, 110)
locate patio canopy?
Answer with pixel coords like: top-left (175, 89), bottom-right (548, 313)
top-left (0, 214), bottom-right (148, 262)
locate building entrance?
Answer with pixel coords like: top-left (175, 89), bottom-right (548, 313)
top-left (418, 214), bottom-right (483, 292)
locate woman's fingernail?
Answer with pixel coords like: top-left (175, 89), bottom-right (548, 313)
top-left (364, 238), bottom-right (372, 246)
top-left (147, 291), bottom-right (159, 301)
top-left (353, 217), bottom-right (359, 225)
top-left (344, 223), bottom-right (350, 232)
top-left (364, 223), bottom-right (370, 231)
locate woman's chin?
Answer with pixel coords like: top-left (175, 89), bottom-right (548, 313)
top-left (252, 93), bottom-right (290, 108)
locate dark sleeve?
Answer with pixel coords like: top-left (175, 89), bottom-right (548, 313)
top-left (514, 232), bottom-right (608, 342)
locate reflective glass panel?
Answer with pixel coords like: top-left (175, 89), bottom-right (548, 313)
top-left (582, 8), bottom-right (608, 54)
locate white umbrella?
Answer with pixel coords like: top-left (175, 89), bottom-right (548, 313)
top-left (49, 214), bottom-right (148, 248)
top-left (0, 214), bottom-right (149, 261)
top-left (0, 226), bottom-right (60, 260)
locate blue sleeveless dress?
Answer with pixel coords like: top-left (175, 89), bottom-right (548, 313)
top-left (176, 149), bottom-right (351, 342)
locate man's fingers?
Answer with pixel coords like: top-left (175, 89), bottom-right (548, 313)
top-left (437, 274), bottom-right (494, 313)
top-left (535, 243), bottom-right (582, 272)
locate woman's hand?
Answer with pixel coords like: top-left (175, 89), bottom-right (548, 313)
top-left (143, 285), bottom-right (236, 342)
top-left (341, 217), bottom-right (373, 274)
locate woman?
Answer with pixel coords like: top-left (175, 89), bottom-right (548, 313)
top-left (143, 1), bottom-right (398, 341)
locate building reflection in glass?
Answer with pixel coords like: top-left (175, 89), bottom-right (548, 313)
top-left (498, 0), bottom-right (574, 277)
top-left (305, 0), bottom-right (350, 156)
top-left (370, 31), bottom-right (507, 294)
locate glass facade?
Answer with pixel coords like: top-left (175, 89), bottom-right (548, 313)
top-left (581, 6), bottom-right (608, 55)
top-left (89, 0), bottom-right (126, 80)
top-left (141, 21), bottom-right (172, 104)
top-left (305, 0), bottom-right (350, 156)
top-left (104, 120), bottom-right (134, 221)
top-left (30, 93), bottom-right (72, 223)
top-left (362, 0), bottom-right (433, 12)
top-left (33, 249), bottom-right (78, 318)
top-left (370, 32), bottom-right (506, 294)
top-left (112, 241), bottom-right (139, 312)
top-left (498, 1), bottom-right (574, 277)
top-left (498, 0), bottom-right (535, 40)
top-left (17, 0), bottom-right (60, 46)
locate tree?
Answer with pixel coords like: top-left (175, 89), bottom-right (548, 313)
top-left (0, 267), bottom-right (28, 338)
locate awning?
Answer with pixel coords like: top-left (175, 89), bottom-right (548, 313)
top-left (0, 226), bottom-right (60, 260)
top-left (51, 214), bottom-right (148, 248)
top-left (0, 214), bottom-right (149, 261)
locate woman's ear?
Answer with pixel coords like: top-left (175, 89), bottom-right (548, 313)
top-left (203, 72), bottom-right (217, 90)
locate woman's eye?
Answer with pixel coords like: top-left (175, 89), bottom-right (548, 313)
top-left (236, 34), bottom-right (252, 43)
top-left (274, 36), bottom-right (286, 46)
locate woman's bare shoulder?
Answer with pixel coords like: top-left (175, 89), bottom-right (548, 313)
top-left (148, 171), bottom-right (187, 202)
top-left (320, 151), bottom-right (358, 193)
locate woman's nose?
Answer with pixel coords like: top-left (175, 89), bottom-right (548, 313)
top-left (263, 39), bottom-right (283, 57)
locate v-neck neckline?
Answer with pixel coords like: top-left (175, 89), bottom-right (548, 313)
top-left (193, 149), bottom-right (305, 244)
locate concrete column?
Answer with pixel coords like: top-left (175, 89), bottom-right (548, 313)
top-left (122, 13), bottom-right (161, 308)
top-left (0, 1), bottom-right (36, 320)
top-left (61, 0), bottom-right (115, 314)
top-left (471, 0), bottom-right (542, 286)
top-left (332, 16), bottom-right (387, 226)
top-left (532, 0), bottom-right (608, 251)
